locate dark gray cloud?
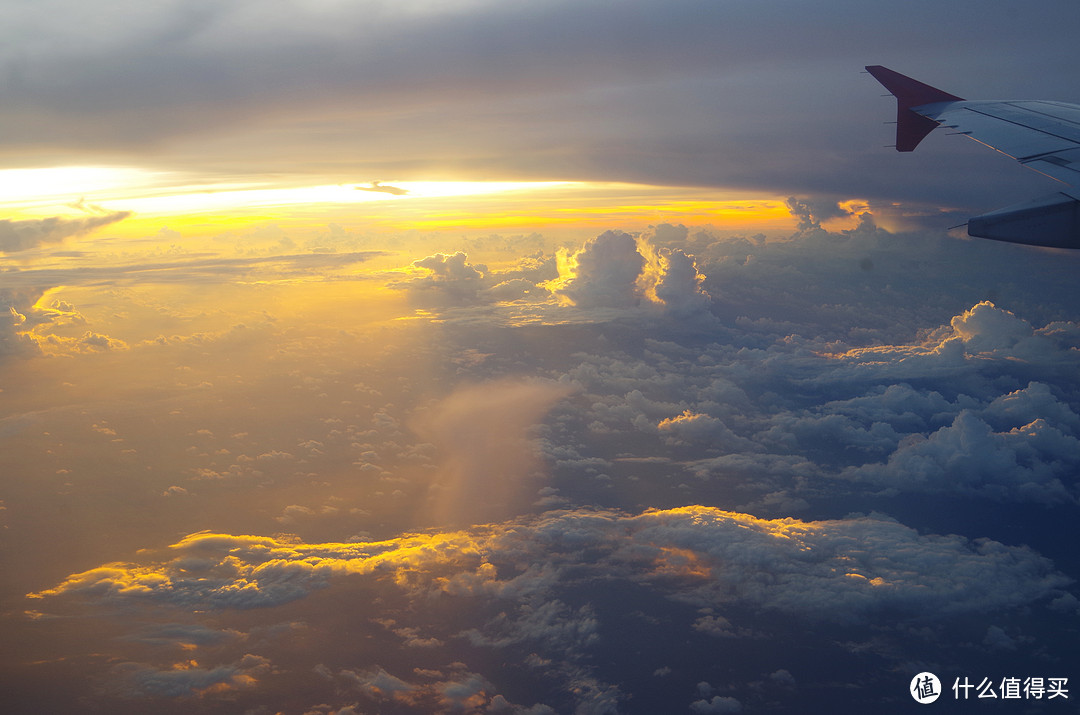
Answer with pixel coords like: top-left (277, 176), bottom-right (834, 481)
top-left (356, 182), bottom-right (409, 196)
top-left (0, 211), bottom-right (131, 253)
top-left (3, 1), bottom-right (1079, 208)
top-left (784, 197), bottom-right (855, 232)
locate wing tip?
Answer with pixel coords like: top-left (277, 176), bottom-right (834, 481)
top-left (866, 65), bottom-right (964, 152)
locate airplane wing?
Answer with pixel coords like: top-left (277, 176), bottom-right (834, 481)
top-left (866, 65), bottom-right (1080, 249)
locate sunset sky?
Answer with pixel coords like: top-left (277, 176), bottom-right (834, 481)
top-left (3, 1), bottom-right (1080, 713)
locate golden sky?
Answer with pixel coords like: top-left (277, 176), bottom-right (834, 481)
top-left (4, 2), bottom-right (1080, 714)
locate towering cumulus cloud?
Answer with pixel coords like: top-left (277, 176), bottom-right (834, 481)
top-left (549, 230), bottom-right (710, 313)
top-left (551, 231), bottom-right (646, 308)
top-left (653, 247), bottom-right (711, 315)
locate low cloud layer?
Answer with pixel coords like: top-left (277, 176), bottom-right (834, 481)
top-left (4, 213), bottom-right (1080, 713)
top-left (34, 507), bottom-right (1068, 623)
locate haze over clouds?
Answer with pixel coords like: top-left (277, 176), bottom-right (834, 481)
top-left (2, 1), bottom-right (1080, 713)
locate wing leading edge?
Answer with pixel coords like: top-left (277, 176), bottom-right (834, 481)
top-left (866, 65), bottom-right (1080, 249)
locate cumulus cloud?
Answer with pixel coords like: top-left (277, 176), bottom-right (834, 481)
top-left (550, 231), bottom-right (646, 309)
top-left (390, 232), bottom-right (711, 322)
top-left (848, 410), bottom-right (1080, 503)
top-left (982, 382), bottom-right (1080, 434)
top-left (657, 410), bottom-right (756, 451)
top-left (652, 247), bottom-right (711, 315)
top-left (545, 230), bottom-right (711, 318)
top-left (396, 251), bottom-right (556, 307)
top-left (823, 302), bottom-right (1080, 382)
top-left (0, 300), bottom-right (42, 358)
top-left (414, 251), bottom-right (486, 284)
top-left (0, 289), bottom-right (107, 358)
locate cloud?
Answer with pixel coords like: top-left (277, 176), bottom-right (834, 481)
top-left (129, 622), bottom-right (245, 648)
top-left (821, 301), bottom-right (1080, 383)
top-left (546, 230), bottom-right (711, 317)
top-left (6, 213), bottom-right (1080, 713)
top-left (550, 231), bottom-right (645, 308)
top-left (336, 663), bottom-right (550, 714)
top-left (32, 507), bottom-right (1070, 626)
top-left (0, 212), bottom-right (131, 253)
top-left (652, 247), bottom-right (711, 315)
top-left (482, 277), bottom-right (550, 302)
top-left (413, 251), bottom-right (486, 283)
top-left (784, 196), bottom-right (855, 232)
top-left (690, 695), bottom-right (743, 714)
top-left (0, 297), bottom-right (43, 358)
top-left (0, 251), bottom-right (384, 289)
top-left (0, 288), bottom-right (103, 358)
top-left (388, 231), bottom-right (712, 325)
top-left (404, 251), bottom-right (488, 303)
top-left (847, 410), bottom-right (1080, 503)
top-left (982, 381), bottom-right (1080, 434)
top-left (111, 653), bottom-right (270, 698)
top-left (657, 410), bottom-right (756, 451)
top-left (459, 599), bottom-right (600, 656)
top-left (356, 181), bottom-right (409, 196)
top-left (5, 0), bottom-right (1079, 206)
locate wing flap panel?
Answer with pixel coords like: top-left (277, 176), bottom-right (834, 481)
top-left (1023, 148), bottom-right (1080, 184)
top-left (927, 102), bottom-right (1080, 160)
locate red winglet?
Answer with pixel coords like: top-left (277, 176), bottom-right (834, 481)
top-left (866, 65), bottom-right (964, 152)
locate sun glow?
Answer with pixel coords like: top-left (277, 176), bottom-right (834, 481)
top-left (0, 166), bottom-right (579, 217)
top-left (0, 166), bottom-right (797, 238)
